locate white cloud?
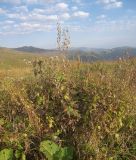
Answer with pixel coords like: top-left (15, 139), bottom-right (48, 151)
top-left (26, 0), bottom-right (37, 4)
top-left (0, 0), bottom-right (21, 4)
top-left (7, 13), bottom-right (28, 20)
top-left (72, 0), bottom-right (83, 6)
top-left (0, 8), bottom-right (6, 14)
top-left (4, 20), bottom-right (15, 24)
top-left (72, 6), bottom-right (78, 11)
top-left (0, 0), bottom-right (56, 5)
top-left (97, 14), bottom-right (107, 19)
top-left (0, 0), bottom-right (90, 35)
top-left (14, 6), bottom-right (28, 12)
top-left (28, 13), bottom-right (58, 21)
top-left (0, 20), bottom-right (54, 35)
top-left (56, 3), bottom-right (68, 11)
top-left (74, 0), bottom-right (81, 3)
top-left (32, 8), bottom-right (45, 14)
top-left (60, 13), bottom-right (70, 20)
top-left (88, 18), bottom-right (136, 33)
top-left (45, 15), bottom-right (57, 21)
top-left (73, 11), bottom-right (90, 18)
top-left (97, 0), bottom-right (123, 9)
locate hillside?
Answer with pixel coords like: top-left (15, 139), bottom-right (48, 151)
top-left (68, 46), bottom-right (136, 61)
top-left (0, 48), bottom-right (46, 69)
top-left (9, 46), bottom-right (136, 62)
top-left (0, 48), bottom-right (47, 78)
top-left (14, 46), bottom-right (57, 54)
top-left (99, 47), bottom-right (136, 60)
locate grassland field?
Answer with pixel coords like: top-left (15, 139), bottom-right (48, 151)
top-left (0, 48), bottom-right (136, 160)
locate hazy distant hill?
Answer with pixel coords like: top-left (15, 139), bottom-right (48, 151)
top-left (102, 47), bottom-right (136, 60)
top-left (1, 46), bottom-right (136, 62)
top-left (68, 46), bottom-right (136, 61)
top-left (70, 47), bottom-right (108, 53)
top-left (14, 46), bottom-right (56, 54)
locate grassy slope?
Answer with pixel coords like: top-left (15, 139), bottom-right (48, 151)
top-left (0, 48), bottom-right (42, 69)
top-left (0, 48), bottom-right (47, 78)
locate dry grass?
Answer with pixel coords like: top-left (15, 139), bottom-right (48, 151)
top-left (0, 68), bottom-right (31, 79)
top-left (0, 56), bottom-right (136, 160)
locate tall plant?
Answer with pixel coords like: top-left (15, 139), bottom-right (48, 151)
top-left (57, 21), bottom-right (70, 56)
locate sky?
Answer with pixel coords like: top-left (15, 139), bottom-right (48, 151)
top-left (0, 0), bottom-right (136, 49)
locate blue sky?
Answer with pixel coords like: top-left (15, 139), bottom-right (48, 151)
top-left (0, 0), bottom-right (136, 48)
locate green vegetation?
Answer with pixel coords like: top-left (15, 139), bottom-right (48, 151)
top-left (0, 51), bottom-right (136, 159)
top-left (40, 140), bottom-right (73, 160)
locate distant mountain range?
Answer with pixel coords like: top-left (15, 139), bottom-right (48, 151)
top-left (1, 46), bottom-right (136, 61)
top-left (68, 46), bottom-right (136, 61)
top-left (14, 46), bottom-right (56, 54)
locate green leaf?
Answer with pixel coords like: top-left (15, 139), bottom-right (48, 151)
top-left (61, 147), bottom-right (74, 160)
top-left (0, 118), bottom-right (5, 126)
top-left (21, 152), bottom-right (26, 160)
top-left (66, 106), bottom-right (80, 118)
top-left (15, 150), bottom-right (21, 159)
top-left (40, 140), bottom-right (74, 160)
top-left (40, 140), bottom-right (60, 160)
top-left (54, 147), bottom-right (74, 160)
top-left (0, 148), bottom-right (13, 160)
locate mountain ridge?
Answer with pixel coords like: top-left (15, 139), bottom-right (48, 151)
top-left (1, 46), bottom-right (136, 61)
top-left (13, 46), bottom-right (56, 53)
